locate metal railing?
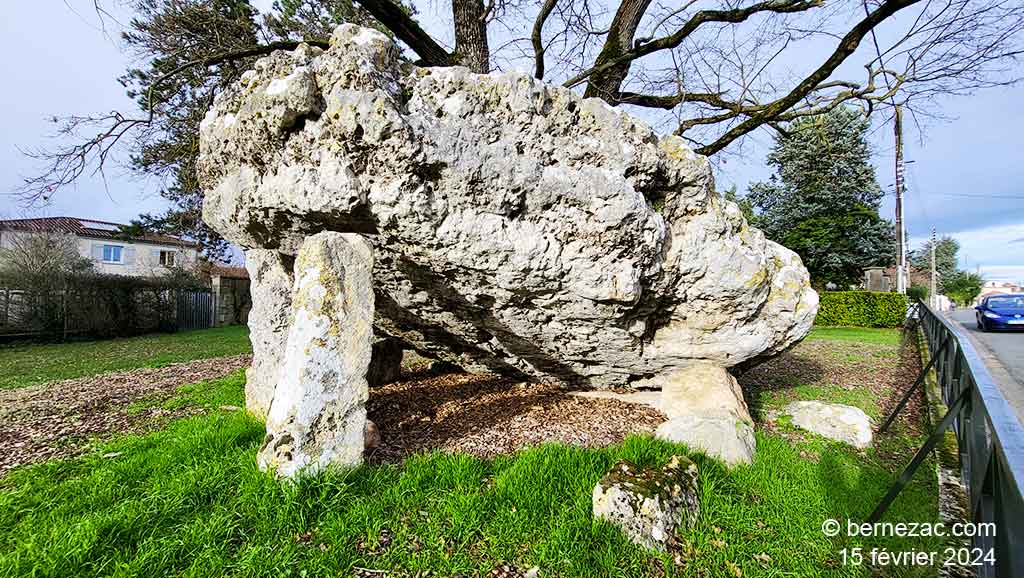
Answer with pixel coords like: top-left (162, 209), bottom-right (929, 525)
top-left (917, 301), bottom-right (1024, 576)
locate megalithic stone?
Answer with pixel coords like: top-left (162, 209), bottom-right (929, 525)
top-left (257, 232), bottom-right (374, 478)
top-left (199, 24), bottom-right (818, 389)
top-left (243, 249), bottom-right (294, 419)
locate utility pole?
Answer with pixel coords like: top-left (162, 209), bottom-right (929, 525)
top-left (894, 105), bottom-right (907, 294)
top-left (930, 227), bottom-right (937, 309)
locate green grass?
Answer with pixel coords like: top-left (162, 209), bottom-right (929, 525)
top-left (760, 383), bottom-right (882, 419)
top-left (0, 374), bottom-right (943, 577)
top-left (808, 326), bottom-right (902, 346)
top-left (0, 326), bottom-right (251, 390)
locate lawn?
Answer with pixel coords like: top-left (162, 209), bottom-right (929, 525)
top-left (807, 326), bottom-right (902, 346)
top-left (0, 326), bottom-right (251, 390)
top-left (0, 328), bottom-right (945, 577)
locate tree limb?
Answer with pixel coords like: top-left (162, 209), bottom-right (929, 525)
top-left (694, 0), bottom-right (922, 155)
top-left (564, 0), bottom-right (822, 90)
top-left (532, 0), bottom-right (560, 79)
top-left (352, 0), bottom-right (453, 66)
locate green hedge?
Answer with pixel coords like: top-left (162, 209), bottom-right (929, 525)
top-left (815, 291), bottom-right (908, 328)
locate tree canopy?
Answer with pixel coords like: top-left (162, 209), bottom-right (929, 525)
top-left (943, 271), bottom-right (983, 305)
top-left (909, 235), bottom-right (960, 291)
top-left (745, 106), bottom-right (894, 288)
top-left (18, 0), bottom-right (1024, 256)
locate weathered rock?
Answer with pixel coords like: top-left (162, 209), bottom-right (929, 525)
top-left (364, 419), bottom-right (381, 450)
top-left (641, 364), bottom-right (755, 466)
top-left (257, 232), bottom-right (374, 477)
top-left (772, 400), bottom-right (874, 449)
top-left (656, 416), bottom-right (756, 466)
top-left (199, 24), bottom-right (817, 389)
top-left (592, 455), bottom-right (700, 551)
top-left (244, 249), bottom-right (294, 418)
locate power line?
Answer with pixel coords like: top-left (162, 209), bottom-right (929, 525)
top-left (925, 192), bottom-right (1024, 200)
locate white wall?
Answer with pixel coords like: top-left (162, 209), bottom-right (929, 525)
top-left (78, 237), bottom-right (198, 276)
top-left (0, 229), bottom-right (197, 277)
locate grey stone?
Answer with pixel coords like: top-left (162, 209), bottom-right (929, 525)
top-left (244, 249), bottom-right (294, 419)
top-left (257, 232), bottom-right (375, 477)
top-left (592, 455), bottom-right (700, 551)
top-left (199, 24), bottom-right (817, 390)
top-left (772, 400), bottom-right (874, 448)
top-left (656, 415), bottom-right (756, 466)
top-left (630, 364), bottom-right (758, 466)
top-left (365, 419), bottom-right (381, 450)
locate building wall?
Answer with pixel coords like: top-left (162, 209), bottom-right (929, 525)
top-left (0, 230), bottom-right (198, 277)
top-left (78, 237), bottom-right (198, 276)
top-left (211, 276), bottom-right (251, 326)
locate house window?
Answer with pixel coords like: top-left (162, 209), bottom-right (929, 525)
top-left (102, 245), bottom-right (123, 264)
top-left (159, 250), bottom-right (177, 267)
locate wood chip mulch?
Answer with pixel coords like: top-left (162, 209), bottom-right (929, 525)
top-left (0, 355), bottom-right (251, 476)
top-left (0, 330), bottom-right (929, 477)
top-left (366, 372), bottom-right (666, 463)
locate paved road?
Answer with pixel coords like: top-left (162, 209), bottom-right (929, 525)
top-left (948, 309), bottom-right (1024, 421)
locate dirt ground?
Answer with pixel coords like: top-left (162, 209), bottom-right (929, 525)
top-left (0, 333), bottom-right (925, 476)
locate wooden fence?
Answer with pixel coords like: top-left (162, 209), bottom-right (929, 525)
top-left (176, 289), bottom-right (213, 330)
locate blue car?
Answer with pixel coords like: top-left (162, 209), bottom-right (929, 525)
top-left (975, 294), bottom-right (1024, 331)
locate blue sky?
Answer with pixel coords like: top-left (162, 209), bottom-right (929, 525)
top-left (2, 0), bottom-right (1022, 282)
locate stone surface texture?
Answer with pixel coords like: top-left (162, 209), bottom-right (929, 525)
top-left (199, 24), bottom-right (818, 389)
top-left (592, 455), bottom-right (700, 551)
top-left (651, 365), bottom-right (756, 466)
top-left (655, 415), bottom-right (756, 466)
top-left (244, 249), bottom-right (295, 418)
top-left (257, 232), bottom-right (374, 477)
top-left (773, 400), bottom-right (874, 448)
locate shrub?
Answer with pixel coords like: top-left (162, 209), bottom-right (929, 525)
top-left (0, 271), bottom-right (209, 340)
top-left (907, 284), bottom-right (929, 301)
top-left (815, 291), bottom-right (908, 328)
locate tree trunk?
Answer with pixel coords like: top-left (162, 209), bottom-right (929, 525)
top-left (452, 0), bottom-right (490, 73)
top-left (584, 0), bottom-right (652, 100)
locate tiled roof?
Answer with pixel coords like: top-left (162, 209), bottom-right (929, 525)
top-left (0, 217), bottom-right (198, 248)
top-left (209, 265), bottom-right (249, 279)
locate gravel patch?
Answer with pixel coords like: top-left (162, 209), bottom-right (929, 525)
top-left (0, 355), bottom-right (251, 476)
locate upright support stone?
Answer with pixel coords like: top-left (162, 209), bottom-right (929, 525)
top-left (244, 249), bottom-right (295, 418)
top-left (652, 364), bottom-right (756, 466)
top-left (257, 232), bottom-right (374, 477)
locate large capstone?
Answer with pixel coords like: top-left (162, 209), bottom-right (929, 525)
top-left (199, 24), bottom-right (818, 390)
top-left (257, 232), bottom-right (374, 477)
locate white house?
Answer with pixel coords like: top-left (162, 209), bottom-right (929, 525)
top-left (0, 216), bottom-right (199, 277)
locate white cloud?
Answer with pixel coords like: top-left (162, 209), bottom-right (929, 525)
top-left (910, 221), bottom-right (1024, 284)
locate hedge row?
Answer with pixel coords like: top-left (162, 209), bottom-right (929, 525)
top-left (815, 291), bottom-right (908, 328)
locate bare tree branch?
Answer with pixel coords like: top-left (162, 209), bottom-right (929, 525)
top-left (18, 39), bottom-right (327, 203)
top-left (694, 0), bottom-right (923, 155)
top-left (531, 0), bottom-right (560, 79)
top-left (565, 0), bottom-right (823, 91)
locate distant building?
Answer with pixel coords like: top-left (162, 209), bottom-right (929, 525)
top-left (207, 264), bottom-right (251, 327)
top-left (0, 216), bottom-right (199, 277)
top-left (974, 280), bottom-right (1023, 305)
top-left (862, 265), bottom-right (929, 292)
